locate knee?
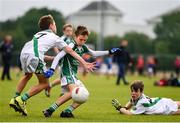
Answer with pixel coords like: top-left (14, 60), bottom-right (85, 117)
top-left (25, 74), bottom-right (33, 79)
top-left (39, 82), bottom-right (49, 88)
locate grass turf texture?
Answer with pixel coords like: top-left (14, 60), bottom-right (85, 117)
top-left (0, 69), bottom-right (180, 122)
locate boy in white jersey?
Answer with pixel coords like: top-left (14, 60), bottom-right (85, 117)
top-left (9, 15), bottom-right (95, 116)
top-left (45, 24), bottom-right (74, 97)
top-left (42, 25), bottom-right (121, 118)
top-left (112, 80), bottom-right (180, 115)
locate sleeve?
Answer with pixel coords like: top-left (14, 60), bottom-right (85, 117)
top-left (130, 103), bottom-right (146, 114)
top-left (87, 48), bottom-right (109, 57)
top-left (51, 43), bottom-right (74, 70)
top-left (55, 37), bottom-right (68, 49)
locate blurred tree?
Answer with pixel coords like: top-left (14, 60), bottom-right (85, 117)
top-left (154, 11), bottom-right (180, 54)
top-left (104, 35), bottom-right (121, 50)
top-left (154, 40), bottom-right (170, 54)
top-left (122, 32), bottom-right (153, 54)
top-left (0, 7), bottom-right (65, 50)
top-left (87, 31), bottom-right (97, 48)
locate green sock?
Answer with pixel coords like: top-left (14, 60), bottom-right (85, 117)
top-left (64, 105), bottom-right (75, 113)
top-left (49, 103), bottom-right (59, 113)
top-left (14, 92), bottom-right (20, 98)
top-left (21, 93), bottom-right (30, 101)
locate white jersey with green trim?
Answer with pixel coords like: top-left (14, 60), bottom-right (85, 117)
top-left (130, 94), bottom-right (178, 115)
top-left (21, 29), bottom-right (67, 61)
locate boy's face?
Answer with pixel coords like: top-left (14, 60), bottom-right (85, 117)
top-left (121, 40), bottom-right (128, 47)
top-left (50, 22), bottom-right (57, 34)
top-left (4, 35), bottom-right (12, 43)
top-left (75, 35), bottom-right (88, 46)
top-left (63, 27), bottom-right (73, 37)
top-left (131, 88), bottom-right (142, 101)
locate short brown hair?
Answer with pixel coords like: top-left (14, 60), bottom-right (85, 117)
top-left (38, 15), bottom-right (55, 31)
top-left (63, 24), bottom-right (73, 31)
top-left (75, 25), bottom-right (89, 37)
top-left (130, 80), bottom-right (144, 92)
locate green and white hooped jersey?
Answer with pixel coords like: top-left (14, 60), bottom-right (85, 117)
top-left (130, 94), bottom-right (178, 115)
top-left (21, 29), bottom-right (67, 61)
top-left (61, 38), bottom-right (89, 77)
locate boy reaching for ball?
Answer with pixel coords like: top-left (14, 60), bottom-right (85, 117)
top-left (43, 25), bottom-right (121, 118)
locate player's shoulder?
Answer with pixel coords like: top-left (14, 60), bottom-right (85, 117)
top-left (137, 94), bottom-right (150, 105)
top-left (82, 44), bottom-right (89, 50)
top-left (60, 36), bottom-right (73, 44)
top-left (36, 30), bottom-right (59, 39)
top-left (60, 35), bottom-right (67, 41)
top-left (138, 98), bottom-right (149, 105)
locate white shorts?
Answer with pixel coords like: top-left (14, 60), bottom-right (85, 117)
top-left (162, 98), bottom-right (178, 114)
top-left (61, 76), bottom-right (86, 95)
top-left (20, 53), bottom-right (46, 74)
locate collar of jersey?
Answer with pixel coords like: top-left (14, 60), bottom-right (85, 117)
top-left (72, 38), bottom-right (78, 47)
top-left (131, 94), bottom-right (144, 106)
top-left (44, 29), bottom-right (53, 33)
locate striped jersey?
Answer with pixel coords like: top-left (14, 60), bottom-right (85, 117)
top-left (61, 38), bottom-right (89, 77)
top-left (21, 29), bottom-right (67, 61)
top-left (130, 94), bottom-right (178, 114)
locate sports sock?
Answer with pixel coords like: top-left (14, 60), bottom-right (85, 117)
top-left (14, 92), bottom-right (20, 97)
top-left (21, 93), bottom-right (30, 101)
top-left (48, 103), bottom-right (59, 112)
top-left (64, 105), bottom-right (75, 113)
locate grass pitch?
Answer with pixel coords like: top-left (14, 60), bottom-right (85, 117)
top-left (0, 69), bottom-right (180, 122)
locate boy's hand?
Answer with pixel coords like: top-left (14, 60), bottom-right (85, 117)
top-left (112, 99), bottom-right (122, 110)
top-left (44, 68), bottom-right (54, 78)
top-left (83, 62), bottom-right (97, 72)
top-left (109, 48), bottom-right (121, 54)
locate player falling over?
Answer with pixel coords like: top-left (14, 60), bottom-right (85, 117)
top-left (112, 80), bottom-right (180, 115)
top-left (43, 25), bottom-right (121, 118)
top-left (9, 15), bottom-right (95, 116)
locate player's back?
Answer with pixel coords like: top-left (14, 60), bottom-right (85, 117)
top-left (21, 29), bottom-right (62, 61)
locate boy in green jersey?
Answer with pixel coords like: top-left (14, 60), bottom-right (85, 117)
top-left (43, 25), bottom-right (121, 118)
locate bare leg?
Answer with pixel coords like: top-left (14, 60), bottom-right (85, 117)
top-left (51, 78), bottom-right (60, 87)
top-left (172, 109), bottom-right (180, 115)
top-left (44, 78), bottom-right (61, 97)
top-left (61, 101), bottom-right (83, 117)
top-left (175, 101), bottom-right (180, 108)
top-left (55, 84), bottom-right (76, 106)
top-left (43, 84), bottom-right (77, 117)
top-left (16, 73), bottom-right (33, 94)
top-left (71, 102), bottom-right (81, 110)
top-left (27, 74), bottom-right (49, 97)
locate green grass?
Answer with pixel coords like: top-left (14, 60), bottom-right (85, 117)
top-left (0, 69), bottom-right (180, 122)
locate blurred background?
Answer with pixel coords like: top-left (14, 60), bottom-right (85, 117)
top-left (0, 0), bottom-right (180, 82)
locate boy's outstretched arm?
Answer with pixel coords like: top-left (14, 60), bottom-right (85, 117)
top-left (44, 43), bottom-right (96, 78)
top-left (88, 47), bottom-right (121, 57)
top-left (119, 108), bottom-right (133, 115)
top-left (63, 46), bottom-right (96, 72)
top-left (112, 99), bottom-right (133, 115)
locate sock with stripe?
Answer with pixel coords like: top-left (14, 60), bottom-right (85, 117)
top-left (21, 93), bottom-right (30, 101)
top-left (64, 105), bottom-right (75, 113)
top-left (48, 103), bottom-right (59, 113)
top-left (14, 92), bottom-right (20, 98)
